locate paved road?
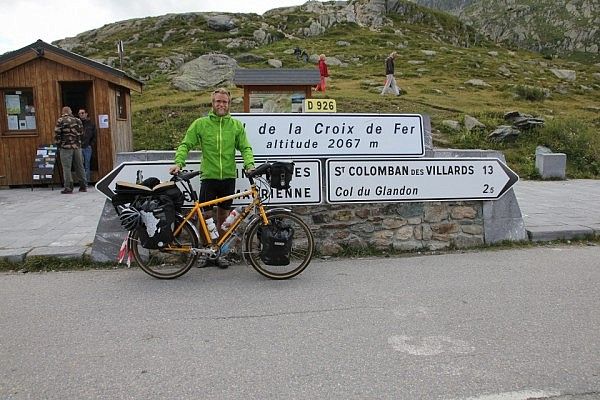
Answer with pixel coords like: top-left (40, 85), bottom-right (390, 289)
top-left (1, 245), bottom-right (599, 399)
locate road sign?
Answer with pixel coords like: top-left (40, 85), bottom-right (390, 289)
top-left (304, 98), bottom-right (336, 113)
top-left (95, 159), bottom-right (322, 206)
top-left (326, 158), bottom-right (519, 203)
top-left (233, 113), bottom-right (425, 158)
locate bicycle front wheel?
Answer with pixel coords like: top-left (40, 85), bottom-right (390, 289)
top-left (129, 215), bottom-right (199, 279)
top-left (244, 209), bottom-right (314, 280)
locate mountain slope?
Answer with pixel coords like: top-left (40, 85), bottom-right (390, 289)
top-left (49, 0), bottom-right (599, 178)
top-left (408, 0), bottom-right (600, 56)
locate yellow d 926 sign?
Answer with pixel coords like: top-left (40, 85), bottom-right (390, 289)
top-left (304, 98), bottom-right (337, 113)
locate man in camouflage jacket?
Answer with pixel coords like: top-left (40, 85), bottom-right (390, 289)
top-left (54, 106), bottom-right (87, 194)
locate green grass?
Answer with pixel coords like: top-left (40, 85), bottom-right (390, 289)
top-left (0, 256), bottom-right (118, 273)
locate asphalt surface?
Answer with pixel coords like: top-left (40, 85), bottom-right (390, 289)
top-left (0, 179), bottom-right (599, 262)
top-left (1, 245), bottom-right (599, 399)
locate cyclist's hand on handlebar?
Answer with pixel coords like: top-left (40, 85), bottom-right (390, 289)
top-left (169, 165), bottom-right (181, 175)
top-left (245, 167), bottom-right (255, 176)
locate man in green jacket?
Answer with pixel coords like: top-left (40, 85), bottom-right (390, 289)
top-left (169, 88), bottom-right (254, 268)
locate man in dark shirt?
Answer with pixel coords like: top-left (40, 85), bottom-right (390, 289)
top-left (77, 108), bottom-right (96, 182)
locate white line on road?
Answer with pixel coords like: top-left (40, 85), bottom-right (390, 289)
top-left (447, 390), bottom-right (562, 400)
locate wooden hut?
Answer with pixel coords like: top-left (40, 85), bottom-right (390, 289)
top-left (0, 40), bottom-right (142, 186)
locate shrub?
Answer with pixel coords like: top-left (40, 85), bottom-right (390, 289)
top-left (533, 118), bottom-right (600, 177)
top-left (514, 85), bottom-right (546, 101)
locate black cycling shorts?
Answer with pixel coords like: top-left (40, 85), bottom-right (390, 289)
top-left (199, 179), bottom-right (236, 210)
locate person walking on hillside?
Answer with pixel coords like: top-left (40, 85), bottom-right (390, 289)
top-left (77, 108), bottom-right (96, 182)
top-left (381, 51), bottom-right (401, 96)
top-left (169, 88), bottom-right (255, 268)
top-left (54, 106), bottom-right (87, 194)
top-left (315, 54), bottom-right (329, 93)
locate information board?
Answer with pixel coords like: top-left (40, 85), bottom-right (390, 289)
top-left (32, 144), bottom-right (58, 186)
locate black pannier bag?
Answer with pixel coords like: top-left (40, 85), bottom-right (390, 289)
top-left (153, 181), bottom-right (185, 211)
top-left (269, 162), bottom-right (294, 190)
top-left (133, 195), bottom-right (176, 249)
top-left (259, 218), bottom-right (294, 266)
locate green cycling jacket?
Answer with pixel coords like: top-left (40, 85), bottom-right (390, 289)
top-left (174, 111), bottom-right (254, 180)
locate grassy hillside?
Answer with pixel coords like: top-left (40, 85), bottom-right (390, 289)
top-left (60, 2), bottom-right (600, 179)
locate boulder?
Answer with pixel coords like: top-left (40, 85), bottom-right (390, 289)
top-left (268, 59), bottom-right (283, 68)
top-left (488, 125), bottom-right (520, 141)
top-left (172, 54), bottom-right (238, 91)
top-left (550, 69), bottom-right (576, 81)
top-left (464, 115), bottom-right (485, 132)
top-left (465, 79), bottom-right (492, 87)
top-left (504, 111), bottom-right (544, 130)
top-left (207, 15), bottom-right (236, 31)
top-left (442, 120), bottom-right (461, 130)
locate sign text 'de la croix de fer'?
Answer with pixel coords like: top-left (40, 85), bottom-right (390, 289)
top-left (233, 113), bottom-right (425, 158)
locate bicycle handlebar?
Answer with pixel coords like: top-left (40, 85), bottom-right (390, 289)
top-left (245, 162), bottom-right (271, 179)
top-left (170, 170), bottom-right (200, 183)
top-left (170, 162), bottom-right (272, 183)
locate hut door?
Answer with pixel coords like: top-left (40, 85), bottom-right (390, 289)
top-left (59, 81), bottom-right (97, 180)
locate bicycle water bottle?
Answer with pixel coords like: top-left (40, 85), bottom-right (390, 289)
top-left (221, 206), bottom-right (243, 230)
top-left (220, 232), bottom-right (241, 255)
top-left (206, 218), bottom-right (219, 239)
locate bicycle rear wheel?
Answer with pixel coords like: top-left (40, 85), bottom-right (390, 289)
top-left (244, 209), bottom-right (314, 280)
top-left (129, 215), bottom-right (199, 279)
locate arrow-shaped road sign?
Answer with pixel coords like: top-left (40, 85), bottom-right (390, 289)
top-left (95, 159), bottom-right (322, 206)
top-left (326, 158), bottom-right (519, 203)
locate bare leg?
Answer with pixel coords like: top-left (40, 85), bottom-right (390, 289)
top-left (217, 207), bottom-right (229, 237)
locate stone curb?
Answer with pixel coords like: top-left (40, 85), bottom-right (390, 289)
top-left (26, 246), bottom-right (89, 259)
top-left (526, 226), bottom-right (596, 242)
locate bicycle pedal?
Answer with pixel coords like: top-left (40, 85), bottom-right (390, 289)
top-left (196, 256), bottom-right (209, 268)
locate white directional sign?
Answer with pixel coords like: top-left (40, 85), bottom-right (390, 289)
top-left (95, 159), bottom-right (322, 206)
top-left (327, 158), bottom-right (519, 203)
top-left (233, 113), bottom-right (425, 158)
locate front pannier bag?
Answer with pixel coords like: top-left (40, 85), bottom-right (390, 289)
top-left (259, 218), bottom-right (295, 265)
top-left (269, 162), bottom-right (294, 190)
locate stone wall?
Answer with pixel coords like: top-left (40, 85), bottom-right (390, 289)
top-left (292, 201), bottom-right (483, 256)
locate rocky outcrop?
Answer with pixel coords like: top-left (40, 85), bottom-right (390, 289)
top-left (172, 54), bottom-right (238, 91)
top-left (206, 15), bottom-right (237, 31)
top-left (411, 0), bottom-right (600, 55)
top-left (50, 0), bottom-right (598, 83)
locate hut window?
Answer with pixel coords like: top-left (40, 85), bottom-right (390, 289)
top-left (3, 89), bottom-right (36, 132)
top-left (116, 88), bottom-right (127, 119)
